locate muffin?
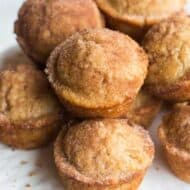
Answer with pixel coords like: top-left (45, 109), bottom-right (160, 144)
top-left (158, 103), bottom-right (190, 183)
top-left (126, 89), bottom-right (161, 129)
top-left (143, 14), bottom-right (190, 102)
top-left (95, 0), bottom-right (185, 40)
top-left (54, 119), bottom-right (154, 190)
top-left (47, 29), bottom-right (148, 118)
top-left (15, 0), bottom-right (104, 65)
top-left (0, 61), bottom-right (63, 149)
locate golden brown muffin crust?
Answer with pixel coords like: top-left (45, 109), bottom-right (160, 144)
top-left (47, 29), bottom-right (148, 117)
top-left (161, 104), bottom-right (190, 152)
top-left (96, 0), bottom-right (185, 26)
top-left (61, 174), bottom-right (145, 190)
top-left (158, 103), bottom-right (190, 183)
top-left (144, 14), bottom-right (190, 85)
top-left (0, 63), bottom-right (61, 126)
top-left (0, 61), bottom-right (63, 149)
top-left (143, 14), bottom-right (190, 101)
top-left (15, 0), bottom-right (104, 64)
top-left (126, 89), bottom-right (161, 128)
top-left (55, 119), bottom-right (154, 186)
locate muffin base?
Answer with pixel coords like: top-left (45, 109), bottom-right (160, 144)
top-left (105, 14), bottom-right (149, 41)
top-left (164, 146), bottom-right (190, 183)
top-left (60, 172), bottom-right (145, 190)
top-left (59, 95), bottom-right (134, 118)
top-left (146, 80), bottom-right (190, 102)
top-left (0, 115), bottom-right (62, 149)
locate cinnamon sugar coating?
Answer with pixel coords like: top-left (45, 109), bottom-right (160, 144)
top-left (159, 104), bottom-right (190, 183)
top-left (15, 0), bottom-right (104, 64)
top-left (54, 119), bottom-right (154, 190)
top-left (160, 104), bottom-right (190, 152)
top-left (47, 29), bottom-right (148, 118)
top-left (143, 14), bottom-right (190, 102)
top-left (0, 61), bottom-right (63, 149)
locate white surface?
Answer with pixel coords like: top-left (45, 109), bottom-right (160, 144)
top-left (0, 1), bottom-right (190, 190)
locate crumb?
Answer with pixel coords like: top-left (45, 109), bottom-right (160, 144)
top-left (155, 166), bottom-right (160, 171)
top-left (20, 160), bottom-right (28, 165)
top-left (28, 170), bottom-right (37, 177)
top-left (25, 184), bottom-right (31, 188)
top-left (36, 161), bottom-right (43, 168)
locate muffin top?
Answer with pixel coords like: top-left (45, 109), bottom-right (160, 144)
top-left (143, 14), bottom-right (190, 86)
top-left (96, 0), bottom-right (185, 26)
top-left (0, 63), bottom-right (61, 126)
top-left (15, 0), bottom-right (104, 63)
top-left (161, 104), bottom-right (190, 152)
top-left (59, 119), bottom-right (154, 184)
top-left (47, 29), bottom-right (148, 109)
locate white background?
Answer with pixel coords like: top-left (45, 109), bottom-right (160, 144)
top-left (0, 1), bottom-right (190, 189)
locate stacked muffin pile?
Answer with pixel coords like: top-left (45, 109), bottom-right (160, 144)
top-left (0, 0), bottom-right (190, 189)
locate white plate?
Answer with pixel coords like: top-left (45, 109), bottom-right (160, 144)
top-left (0, 1), bottom-right (190, 190)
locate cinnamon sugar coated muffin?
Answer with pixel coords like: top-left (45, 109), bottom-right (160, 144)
top-left (15, 0), bottom-right (104, 64)
top-left (126, 90), bottom-right (161, 129)
top-left (47, 29), bottom-right (148, 118)
top-left (0, 61), bottom-right (63, 149)
top-left (143, 14), bottom-right (190, 102)
top-left (54, 119), bottom-right (154, 190)
top-left (95, 0), bottom-right (185, 40)
top-left (159, 104), bottom-right (190, 183)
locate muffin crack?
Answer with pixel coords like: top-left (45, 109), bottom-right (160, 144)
top-left (0, 72), bottom-right (13, 115)
top-left (3, 85), bottom-right (12, 114)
